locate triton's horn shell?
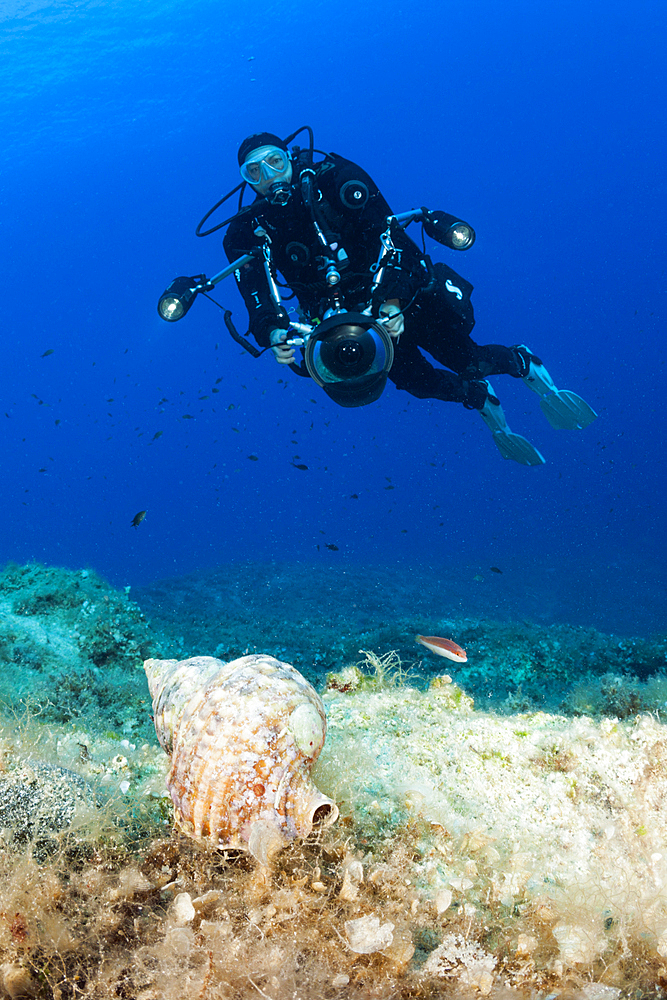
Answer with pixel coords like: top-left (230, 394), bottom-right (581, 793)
top-left (143, 653), bottom-right (338, 862)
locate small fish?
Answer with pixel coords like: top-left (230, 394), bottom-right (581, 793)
top-left (349, 493), bottom-right (359, 499)
top-left (131, 510), bottom-right (147, 529)
top-left (181, 414), bottom-right (194, 419)
top-left (248, 454), bottom-right (258, 461)
top-left (416, 635), bottom-right (467, 663)
top-left (292, 462), bottom-right (308, 471)
top-left (325, 543), bottom-right (339, 551)
top-left (490, 566), bottom-right (503, 574)
top-left (41, 349), bottom-right (54, 358)
top-left (151, 431), bottom-right (163, 441)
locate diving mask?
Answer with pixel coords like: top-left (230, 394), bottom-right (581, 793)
top-left (239, 145), bottom-right (292, 186)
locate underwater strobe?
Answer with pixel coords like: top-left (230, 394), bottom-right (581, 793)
top-left (157, 254), bottom-right (256, 322)
top-left (421, 210), bottom-right (475, 250)
top-left (158, 275), bottom-right (208, 321)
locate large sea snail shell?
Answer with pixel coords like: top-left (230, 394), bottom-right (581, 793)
top-left (143, 653), bottom-right (338, 863)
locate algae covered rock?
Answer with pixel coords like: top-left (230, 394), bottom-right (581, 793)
top-left (0, 760), bottom-right (97, 849)
top-left (0, 563), bottom-right (162, 736)
top-left (428, 672), bottom-right (474, 711)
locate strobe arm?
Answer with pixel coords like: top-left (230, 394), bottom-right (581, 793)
top-left (157, 252), bottom-right (256, 322)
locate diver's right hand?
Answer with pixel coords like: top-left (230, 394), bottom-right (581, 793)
top-left (269, 328), bottom-right (295, 365)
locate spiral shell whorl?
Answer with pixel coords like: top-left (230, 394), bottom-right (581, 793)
top-left (143, 653), bottom-right (338, 858)
top-left (144, 655), bottom-right (228, 753)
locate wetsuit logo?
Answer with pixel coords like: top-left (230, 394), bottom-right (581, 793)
top-left (445, 279), bottom-right (463, 300)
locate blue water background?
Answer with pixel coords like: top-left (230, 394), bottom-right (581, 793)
top-left (1, 0), bottom-right (665, 635)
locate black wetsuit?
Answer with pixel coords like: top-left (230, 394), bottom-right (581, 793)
top-left (223, 153), bottom-right (521, 407)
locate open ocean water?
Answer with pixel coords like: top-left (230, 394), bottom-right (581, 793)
top-left (0, 0), bottom-right (664, 625)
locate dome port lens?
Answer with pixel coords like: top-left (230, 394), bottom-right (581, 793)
top-left (303, 312), bottom-right (395, 407)
top-left (318, 326), bottom-right (376, 379)
top-left (337, 341), bottom-right (363, 366)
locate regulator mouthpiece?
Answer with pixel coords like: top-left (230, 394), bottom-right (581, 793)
top-left (267, 182), bottom-right (292, 206)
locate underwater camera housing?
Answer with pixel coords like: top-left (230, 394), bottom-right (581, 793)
top-left (297, 313), bottom-right (394, 408)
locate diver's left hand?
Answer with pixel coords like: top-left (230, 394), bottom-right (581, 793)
top-left (379, 301), bottom-right (404, 339)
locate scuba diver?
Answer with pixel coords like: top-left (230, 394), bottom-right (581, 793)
top-left (159, 127), bottom-right (597, 465)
